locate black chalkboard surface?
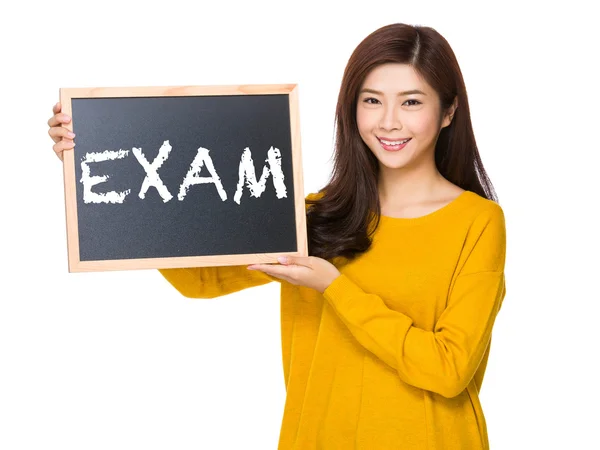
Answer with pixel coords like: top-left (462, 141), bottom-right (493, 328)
top-left (59, 85), bottom-right (307, 272)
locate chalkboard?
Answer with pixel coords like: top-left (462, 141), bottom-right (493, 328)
top-left (59, 85), bottom-right (307, 272)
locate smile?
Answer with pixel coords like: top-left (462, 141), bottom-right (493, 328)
top-left (378, 138), bottom-right (411, 145)
top-left (377, 137), bottom-right (411, 151)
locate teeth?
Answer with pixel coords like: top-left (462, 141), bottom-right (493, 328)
top-left (380, 138), bottom-right (410, 145)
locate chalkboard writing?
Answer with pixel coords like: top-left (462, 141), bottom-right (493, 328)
top-left (59, 85), bottom-right (307, 272)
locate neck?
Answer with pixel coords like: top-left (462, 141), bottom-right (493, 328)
top-left (378, 163), bottom-right (447, 205)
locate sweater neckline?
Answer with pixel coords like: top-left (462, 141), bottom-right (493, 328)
top-left (378, 190), bottom-right (473, 226)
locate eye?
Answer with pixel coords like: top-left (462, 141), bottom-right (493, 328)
top-left (363, 97), bottom-right (381, 105)
top-left (404, 99), bottom-right (421, 106)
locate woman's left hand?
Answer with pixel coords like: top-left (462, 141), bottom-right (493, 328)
top-left (247, 256), bottom-right (341, 294)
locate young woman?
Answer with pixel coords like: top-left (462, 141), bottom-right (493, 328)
top-left (47, 23), bottom-right (506, 450)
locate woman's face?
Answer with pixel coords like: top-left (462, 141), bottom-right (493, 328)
top-left (356, 63), bottom-right (454, 173)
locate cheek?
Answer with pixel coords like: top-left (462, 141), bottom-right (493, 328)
top-left (356, 108), bottom-right (376, 138)
top-left (407, 112), bottom-right (439, 136)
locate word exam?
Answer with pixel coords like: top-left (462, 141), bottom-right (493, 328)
top-left (80, 140), bottom-right (289, 205)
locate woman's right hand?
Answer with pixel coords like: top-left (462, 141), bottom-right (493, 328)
top-left (47, 102), bottom-right (76, 161)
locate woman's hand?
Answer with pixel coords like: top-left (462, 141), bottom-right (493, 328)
top-left (247, 256), bottom-right (341, 294)
top-left (47, 102), bottom-right (75, 161)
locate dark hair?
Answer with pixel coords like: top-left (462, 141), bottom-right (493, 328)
top-left (306, 23), bottom-right (499, 261)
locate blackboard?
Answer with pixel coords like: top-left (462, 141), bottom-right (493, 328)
top-left (59, 85), bottom-right (307, 272)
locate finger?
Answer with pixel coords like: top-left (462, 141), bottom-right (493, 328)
top-left (248, 264), bottom-right (294, 278)
top-left (48, 126), bottom-right (75, 144)
top-left (53, 102), bottom-right (61, 114)
top-left (47, 112), bottom-right (71, 128)
top-left (53, 139), bottom-right (76, 160)
top-left (248, 266), bottom-right (295, 284)
top-left (248, 264), bottom-right (289, 274)
top-left (279, 255), bottom-right (313, 268)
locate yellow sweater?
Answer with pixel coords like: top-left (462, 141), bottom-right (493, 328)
top-left (159, 189), bottom-right (507, 449)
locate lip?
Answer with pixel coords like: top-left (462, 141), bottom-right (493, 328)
top-left (378, 137), bottom-right (411, 142)
top-left (378, 137), bottom-right (411, 152)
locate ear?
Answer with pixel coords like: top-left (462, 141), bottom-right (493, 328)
top-left (441, 97), bottom-right (458, 129)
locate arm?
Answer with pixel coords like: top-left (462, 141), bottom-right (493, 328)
top-left (323, 204), bottom-right (507, 398)
top-left (159, 265), bottom-right (280, 299)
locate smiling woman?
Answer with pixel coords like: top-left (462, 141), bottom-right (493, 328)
top-left (47, 22), bottom-right (506, 450)
top-left (356, 64), bottom-right (456, 171)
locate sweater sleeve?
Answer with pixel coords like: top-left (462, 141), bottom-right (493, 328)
top-left (322, 204), bottom-right (507, 398)
top-left (158, 265), bottom-right (279, 299)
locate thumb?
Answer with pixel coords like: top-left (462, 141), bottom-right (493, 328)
top-left (278, 255), bottom-right (311, 267)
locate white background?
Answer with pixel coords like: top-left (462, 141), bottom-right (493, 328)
top-left (1, 1), bottom-right (598, 449)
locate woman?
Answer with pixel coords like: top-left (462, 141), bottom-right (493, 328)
top-left (48, 23), bottom-right (506, 450)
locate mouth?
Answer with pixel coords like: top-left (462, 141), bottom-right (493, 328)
top-left (377, 137), bottom-right (411, 151)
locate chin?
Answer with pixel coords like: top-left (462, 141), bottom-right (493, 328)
top-left (372, 150), bottom-right (412, 170)
top-left (378, 161), bottom-right (411, 171)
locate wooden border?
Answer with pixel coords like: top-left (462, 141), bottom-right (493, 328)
top-left (59, 84), bottom-right (307, 272)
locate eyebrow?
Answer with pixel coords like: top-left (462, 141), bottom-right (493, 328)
top-left (359, 88), bottom-right (427, 96)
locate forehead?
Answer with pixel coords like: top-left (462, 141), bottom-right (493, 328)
top-left (361, 63), bottom-right (430, 93)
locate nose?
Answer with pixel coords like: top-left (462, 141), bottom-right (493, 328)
top-left (379, 103), bottom-right (402, 131)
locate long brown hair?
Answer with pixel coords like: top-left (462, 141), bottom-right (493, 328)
top-left (306, 23), bottom-right (499, 261)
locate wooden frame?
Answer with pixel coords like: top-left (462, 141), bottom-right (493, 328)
top-left (59, 84), bottom-right (307, 272)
